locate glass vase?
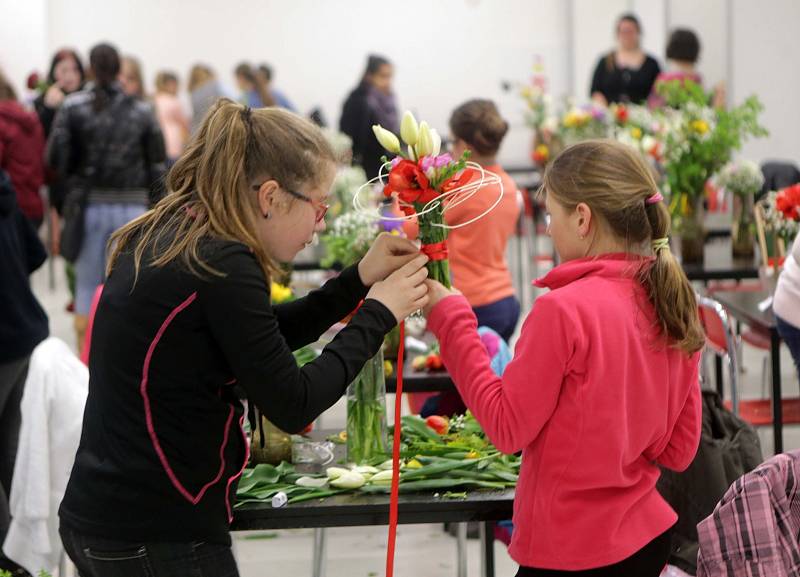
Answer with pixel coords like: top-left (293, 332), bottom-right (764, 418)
top-left (731, 193), bottom-right (756, 258)
top-left (250, 413), bottom-right (292, 465)
top-left (672, 193), bottom-right (706, 265)
top-left (346, 349), bottom-right (388, 464)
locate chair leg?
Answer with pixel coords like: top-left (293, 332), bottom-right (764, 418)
top-left (761, 355), bottom-right (770, 399)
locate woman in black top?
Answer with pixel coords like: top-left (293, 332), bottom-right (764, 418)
top-left (340, 54), bottom-right (400, 179)
top-left (590, 13), bottom-right (661, 105)
top-left (58, 99), bottom-right (429, 576)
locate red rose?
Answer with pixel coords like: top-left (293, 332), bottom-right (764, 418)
top-left (26, 72), bottom-right (40, 91)
top-left (616, 106), bottom-right (629, 123)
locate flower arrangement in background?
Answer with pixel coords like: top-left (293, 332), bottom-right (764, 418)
top-left (329, 165), bottom-right (368, 219)
top-left (761, 184), bottom-right (800, 245)
top-left (657, 79), bottom-right (766, 220)
top-left (558, 102), bottom-right (609, 147)
top-left (715, 159), bottom-right (765, 257)
top-left (520, 57), bottom-right (559, 168)
top-left (714, 160), bottom-right (764, 198)
top-left (320, 210), bottom-right (380, 268)
top-left (609, 104), bottom-right (665, 164)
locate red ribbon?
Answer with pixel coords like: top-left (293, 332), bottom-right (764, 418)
top-left (421, 241), bottom-right (449, 261)
top-left (385, 321), bottom-right (405, 577)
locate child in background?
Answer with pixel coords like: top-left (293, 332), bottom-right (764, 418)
top-left (423, 139), bottom-right (703, 576)
top-left (406, 99), bottom-right (520, 417)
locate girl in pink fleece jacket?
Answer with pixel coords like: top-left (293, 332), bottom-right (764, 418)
top-left (424, 140), bottom-right (704, 576)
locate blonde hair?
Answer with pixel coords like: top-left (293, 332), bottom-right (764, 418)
top-left (155, 71), bottom-right (178, 93)
top-left (120, 56), bottom-right (144, 98)
top-left (107, 98), bottom-right (336, 284)
top-left (542, 139), bottom-right (704, 354)
top-left (188, 64), bottom-right (214, 92)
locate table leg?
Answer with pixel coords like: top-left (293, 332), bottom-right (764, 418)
top-left (313, 527), bottom-right (327, 577)
top-left (480, 522), bottom-right (495, 577)
top-left (457, 523), bottom-right (468, 577)
top-left (771, 330), bottom-right (783, 454)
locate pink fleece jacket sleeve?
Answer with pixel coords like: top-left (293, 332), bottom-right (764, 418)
top-left (427, 294), bottom-right (574, 454)
top-left (656, 366), bottom-right (702, 472)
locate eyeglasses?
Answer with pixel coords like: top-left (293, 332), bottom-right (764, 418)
top-left (252, 183), bottom-right (329, 223)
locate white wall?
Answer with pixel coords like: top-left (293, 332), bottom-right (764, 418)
top-left (1, 0), bottom-right (798, 166)
top-left (0, 0), bottom-right (48, 103)
top-left (732, 0), bottom-right (800, 164)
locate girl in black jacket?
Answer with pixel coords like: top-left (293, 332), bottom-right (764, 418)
top-left (58, 98), bottom-right (429, 577)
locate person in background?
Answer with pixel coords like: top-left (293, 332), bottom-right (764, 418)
top-left (649, 28), bottom-right (726, 109)
top-left (774, 234), bottom-right (800, 376)
top-left (47, 43), bottom-right (165, 351)
top-left (33, 49), bottom-right (85, 144)
top-left (188, 64), bottom-right (229, 133)
top-left (153, 71), bottom-right (190, 166)
top-left (423, 140), bottom-right (703, 576)
top-left (119, 55), bottom-right (145, 99)
top-left (0, 69), bottom-right (45, 230)
top-left (234, 62), bottom-right (274, 108)
top-left (0, 169), bottom-right (49, 577)
top-left (34, 49), bottom-right (86, 259)
top-left (257, 64), bottom-right (296, 111)
top-left (340, 54), bottom-right (399, 179)
top-left (590, 13), bottom-right (661, 106)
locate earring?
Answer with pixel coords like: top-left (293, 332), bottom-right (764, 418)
top-left (263, 212), bottom-right (271, 220)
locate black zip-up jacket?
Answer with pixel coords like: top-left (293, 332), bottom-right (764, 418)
top-left (59, 236), bottom-right (394, 544)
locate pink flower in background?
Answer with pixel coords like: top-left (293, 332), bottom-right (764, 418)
top-left (419, 156), bottom-right (435, 172)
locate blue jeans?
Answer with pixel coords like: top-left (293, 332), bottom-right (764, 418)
top-left (776, 315), bottom-right (800, 377)
top-left (75, 203), bottom-right (147, 315)
top-left (60, 526), bottom-right (239, 577)
top-left (473, 296), bottom-right (521, 342)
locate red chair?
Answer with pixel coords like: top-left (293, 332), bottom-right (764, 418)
top-left (697, 295), bottom-right (740, 415)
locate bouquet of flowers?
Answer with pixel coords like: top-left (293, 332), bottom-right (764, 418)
top-left (520, 57), bottom-right (559, 167)
top-left (656, 80), bottom-right (766, 223)
top-left (371, 111), bottom-right (476, 288)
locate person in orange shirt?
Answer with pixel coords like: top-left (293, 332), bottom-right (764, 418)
top-left (406, 99), bottom-right (521, 416)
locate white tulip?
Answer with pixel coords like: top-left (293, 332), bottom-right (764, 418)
top-left (416, 122), bottom-right (433, 157)
top-left (330, 471), bottom-right (366, 489)
top-left (326, 467), bottom-right (350, 480)
top-left (372, 125), bottom-right (401, 154)
top-left (430, 129), bottom-right (442, 157)
top-left (400, 111), bottom-right (419, 146)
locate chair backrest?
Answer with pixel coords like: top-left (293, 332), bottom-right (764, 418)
top-left (697, 295), bottom-right (740, 415)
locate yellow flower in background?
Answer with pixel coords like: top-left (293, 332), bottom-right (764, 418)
top-left (630, 127), bottom-right (643, 140)
top-left (520, 86), bottom-right (532, 98)
top-left (691, 120), bottom-right (710, 135)
top-left (384, 360), bottom-right (394, 377)
top-left (270, 282), bottom-right (293, 303)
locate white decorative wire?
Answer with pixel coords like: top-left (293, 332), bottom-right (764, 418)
top-left (352, 160), bottom-right (505, 229)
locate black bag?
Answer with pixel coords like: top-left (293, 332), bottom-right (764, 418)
top-left (657, 390), bottom-right (764, 574)
top-left (59, 180), bottom-right (89, 262)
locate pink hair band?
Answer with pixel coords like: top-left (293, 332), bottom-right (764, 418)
top-left (646, 192), bottom-right (664, 204)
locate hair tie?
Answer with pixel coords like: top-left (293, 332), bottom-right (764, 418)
top-left (652, 237), bottom-right (670, 253)
top-left (646, 192), bottom-right (664, 205)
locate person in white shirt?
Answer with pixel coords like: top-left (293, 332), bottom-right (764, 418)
top-left (774, 234), bottom-right (800, 374)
